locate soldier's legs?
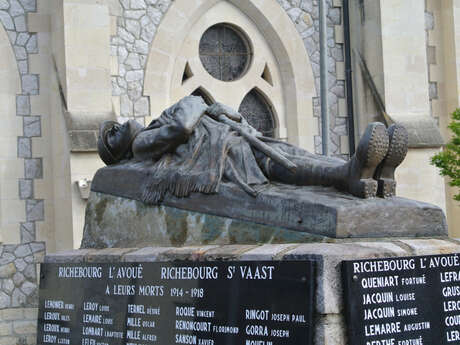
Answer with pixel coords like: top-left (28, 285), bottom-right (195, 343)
top-left (257, 123), bottom-right (391, 198)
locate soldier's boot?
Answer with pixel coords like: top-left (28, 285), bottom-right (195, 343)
top-left (339, 122), bottom-right (389, 198)
top-left (373, 124), bottom-right (409, 198)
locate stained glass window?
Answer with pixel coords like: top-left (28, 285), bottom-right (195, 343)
top-left (238, 89), bottom-right (275, 137)
top-left (199, 24), bottom-right (252, 81)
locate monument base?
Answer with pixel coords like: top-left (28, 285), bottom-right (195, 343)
top-left (89, 164), bottom-right (448, 246)
top-left (46, 239), bottom-right (460, 345)
top-left (82, 188), bottom-right (447, 248)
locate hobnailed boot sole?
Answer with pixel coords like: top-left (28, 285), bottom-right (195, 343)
top-left (375, 124), bottom-right (409, 198)
top-left (347, 123), bottom-right (389, 198)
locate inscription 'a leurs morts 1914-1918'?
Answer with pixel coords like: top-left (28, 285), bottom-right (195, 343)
top-left (37, 261), bottom-right (314, 345)
top-left (342, 253), bottom-right (460, 345)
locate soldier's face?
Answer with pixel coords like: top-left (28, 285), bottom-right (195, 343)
top-left (106, 121), bottom-right (130, 152)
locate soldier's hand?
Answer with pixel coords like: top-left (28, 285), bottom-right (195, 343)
top-left (206, 103), bottom-right (242, 122)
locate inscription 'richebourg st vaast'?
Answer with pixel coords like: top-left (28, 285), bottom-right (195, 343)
top-left (39, 262), bottom-right (313, 345)
top-left (345, 254), bottom-right (460, 345)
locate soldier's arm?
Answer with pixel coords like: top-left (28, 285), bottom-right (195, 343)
top-left (132, 125), bottom-right (189, 161)
top-left (133, 96), bottom-right (209, 161)
top-left (150, 96), bottom-right (208, 134)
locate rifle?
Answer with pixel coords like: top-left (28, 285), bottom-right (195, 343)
top-left (216, 115), bottom-right (297, 173)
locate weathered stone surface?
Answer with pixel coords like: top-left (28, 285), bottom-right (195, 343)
top-left (3, 280), bottom-right (14, 294)
top-left (125, 52), bottom-right (141, 69)
top-left (19, 179), bottom-right (33, 199)
top-left (13, 272), bottom-right (25, 287)
top-left (82, 191), bottom-right (328, 249)
top-left (20, 281), bottom-right (36, 296)
top-left (124, 10), bottom-right (144, 19)
top-left (120, 94), bottom-right (133, 115)
top-left (0, 11), bottom-right (14, 30)
top-left (1, 308), bottom-right (23, 320)
top-left (14, 45), bottom-right (26, 60)
top-left (0, 292), bottom-right (10, 309)
top-left (9, 0), bottom-right (23, 17)
top-left (88, 165), bottom-right (447, 246)
top-left (14, 259), bottom-right (26, 272)
top-left (21, 74), bottom-right (38, 94)
top-left (15, 32), bottom-right (29, 46)
top-left (0, 253), bottom-right (15, 265)
top-left (425, 11), bottom-right (434, 30)
top-left (0, 0), bottom-right (9, 10)
top-left (14, 15), bottom-right (27, 32)
top-left (19, 0), bottom-right (35, 12)
top-left (130, 0), bottom-right (146, 10)
top-left (25, 34), bottom-right (37, 53)
top-left (22, 265), bottom-right (35, 280)
top-left (398, 239), bottom-right (460, 255)
top-left (0, 321), bottom-right (12, 336)
top-left (68, 130), bottom-right (98, 152)
top-left (161, 246), bottom-right (220, 261)
top-left (85, 248), bottom-right (137, 263)
top-left (203, 245), bottom-right (258, 260)
top-left (17, 60), bottom-right (27, 74)
top-left (239, 244), bottom-right (300, 260)
top-left (45, 249), bottom-right (93, 263)
top-left (17, 137), bottom-right (31, 158)
top-left (23, 116), bottom-right (41, 137)
top-left (16, 95), bottom-right (30, 115)
top-left (6, 30), bottom-right (16, 43)
top-left (26, 199), bottom-right (44, 222)
top-left (13, 320), bottom-right (35, 335)
top-left (314, 314), bottom-right (346, 345)
top-left (122, 247), bottom-right (171, 262)
top-left (0, 263), bottom-right (16, 278)
top-left (125, 70), bottom-right (143, 81)
top-left (14, 245), bottom-right (31, 258)
top-left (134, 96), bottom-right (149, 115)
top-left (125, 19), bottom-right (141, 39)
top-left (23, 308), bottom-right (37, 320)
top-left (134, 39), bottom-right (149, 54)
top-left (11, 289), bottom-right (26, 307)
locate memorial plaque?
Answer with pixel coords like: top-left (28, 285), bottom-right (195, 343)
top-left (37, 261), bottom-right (314, 345)
top-left (342, 253), bottom-right (460, 345)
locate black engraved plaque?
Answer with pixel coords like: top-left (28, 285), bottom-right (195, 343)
top-left (37, 261), bottom-right (314, 345)
top-left (342, 253), bottom-right (460, 345)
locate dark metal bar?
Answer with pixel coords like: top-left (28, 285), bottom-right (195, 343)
top-left (343, 0), bottom-right (356, 155)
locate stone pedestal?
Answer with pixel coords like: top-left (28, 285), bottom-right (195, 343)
top-left (46, 239), bottom-right (460, 345)
top-left (68, 165), bottom-right (454, 344)
top-left (82, 186), bottom-right (447, 248)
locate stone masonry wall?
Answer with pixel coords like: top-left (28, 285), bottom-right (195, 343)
top-left (110, 0), bottom-right (349, 157)
top-left (425, 3), bottom-right (437, 119)
top-left (0, 307), bottom-right (38, 345)
top-left (0, 0), bottom-right (43, 242)
top-left (0, 2), bottom-right (46, 343)
top-left (0, 242), bottom-right (45, 345)
top-left (278, 0), bottom-right (348, 158)
top-left (111, 0), bottom-right (172, 125)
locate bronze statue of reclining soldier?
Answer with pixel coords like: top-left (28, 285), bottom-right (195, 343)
top-left (97, 96), bottom-right (408, 203)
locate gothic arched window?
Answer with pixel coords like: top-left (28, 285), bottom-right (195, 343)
top-left (238, 89), bottom-right (275, 137)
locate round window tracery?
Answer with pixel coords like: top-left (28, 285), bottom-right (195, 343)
top-left (199, 24), bottom-right (252, 81)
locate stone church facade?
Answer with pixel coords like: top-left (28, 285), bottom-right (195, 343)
top-left (0, 0), bottom-right (459, 343)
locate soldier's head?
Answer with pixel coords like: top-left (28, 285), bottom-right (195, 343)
top-left (97, 120), bottom-right (143, 165)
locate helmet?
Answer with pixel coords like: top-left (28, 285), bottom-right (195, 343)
top-left (97, 119), bottom-right (144, 165)
top-left (97, 121), bottom-right (122, 165)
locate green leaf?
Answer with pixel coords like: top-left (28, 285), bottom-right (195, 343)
top-left (431, 108), bottom-right (460, 201)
